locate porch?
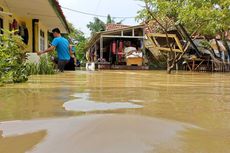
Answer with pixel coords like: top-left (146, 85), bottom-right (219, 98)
top-left (87, 25), bottom-right (148, 70)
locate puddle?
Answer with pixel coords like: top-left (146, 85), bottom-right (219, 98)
top-left (63, 93), bottom-right (143, 112)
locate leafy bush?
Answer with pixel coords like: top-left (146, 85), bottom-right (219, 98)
top-left (0, 30), bottom-right (30, 85)
top-left (28, 55), bottom-right (55, 75)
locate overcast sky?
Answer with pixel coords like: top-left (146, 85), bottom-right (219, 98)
top-left (58, 0), bottom-right (144, 37)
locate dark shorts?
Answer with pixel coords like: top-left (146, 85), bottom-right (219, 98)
top-left (58, 60), bottom-right (69, 72)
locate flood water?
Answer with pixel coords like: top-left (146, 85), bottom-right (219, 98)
top-left (0, 70), bottom-right (230, 153)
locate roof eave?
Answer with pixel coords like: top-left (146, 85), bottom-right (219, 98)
top-left (48, 0), bottom-right (70, 33)
top-left (87, 24), bottom-right (146, 50)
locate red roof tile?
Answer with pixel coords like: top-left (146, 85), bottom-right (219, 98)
top-left (106, 23), bottom-right (130, 31)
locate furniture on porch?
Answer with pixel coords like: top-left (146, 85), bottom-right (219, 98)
top-left (126, 57), bottom-right (143, 66)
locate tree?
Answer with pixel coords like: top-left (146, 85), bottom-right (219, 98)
top-left (177, 0), bottom-right (230, 36)
top-left (87, 15), bottom-right (124, 36)
top-left (137, 0), bottom-right (186, 73)
top-left (67, 22), bottom-right (85, 42)
top-left (106, 14), bottom-right (115, 24)
top-left (87, 17), bottom-right (105, 35)
top-left (137, 0), bottom-right (230, 73)
top-left (67, 22), bottom-right (88, 62)
top-left (176, 0), bottom-right (230, 60)
top-left (107, 14), bottom-right (124, 24)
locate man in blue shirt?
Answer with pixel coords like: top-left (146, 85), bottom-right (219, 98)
top-left (37, 28), bottom-right (73, 72)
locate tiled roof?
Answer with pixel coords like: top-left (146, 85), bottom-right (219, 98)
top-left (106, 23), bottom-right (130, 31)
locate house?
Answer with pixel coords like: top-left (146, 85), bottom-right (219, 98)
top-left (0, 0), bottom-right (69, 53)
top-left (87, 24), bottom-right (148, 70)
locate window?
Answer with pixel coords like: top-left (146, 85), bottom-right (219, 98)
top-left (40, 30), bottom-right (45, 51)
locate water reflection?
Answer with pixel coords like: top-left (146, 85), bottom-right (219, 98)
top-left (0, 88), bottom-right (71, 121)
top-left (0, 115), bottom-right (196, 153)
top-left (63, 93), bottom-right (143, 112)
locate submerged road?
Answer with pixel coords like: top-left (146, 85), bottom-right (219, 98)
top-left (0, 70), bottom-right (230, 153)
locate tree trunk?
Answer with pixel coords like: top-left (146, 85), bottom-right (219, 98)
top-left (166, 52), bottom-right (175, 74)
top-left (144, 1), bottom-right (183, 74)
top-left (167, 66), bottom-right (173, 74)
top-left (166, 53), bottom-right (171, 74)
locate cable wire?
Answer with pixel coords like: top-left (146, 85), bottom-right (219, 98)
top-left (61, 6), bottom-right (135, 19)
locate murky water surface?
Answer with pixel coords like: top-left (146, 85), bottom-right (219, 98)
top-left (0, 71), bottom-right (230, 153)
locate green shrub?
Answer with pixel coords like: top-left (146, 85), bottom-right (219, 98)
top-left (28, 55), bottom-right (56, 75)
top-left (0, 30), bottom-right (30, 84)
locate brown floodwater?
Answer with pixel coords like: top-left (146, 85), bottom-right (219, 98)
top-left (0, 70), bottom-right (230, 153)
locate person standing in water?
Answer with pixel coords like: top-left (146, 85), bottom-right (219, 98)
top-left (37, 28), bottom-right (74, 72)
